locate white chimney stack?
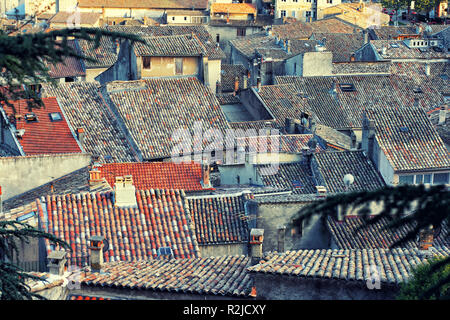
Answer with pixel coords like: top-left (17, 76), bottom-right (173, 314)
top-left (114, 175), bottom-right (137, 207)
top-left (439, 106), bottom-right (447, 125)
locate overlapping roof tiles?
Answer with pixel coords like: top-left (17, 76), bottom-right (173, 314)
top-left (211, 3), bottom-right (256, 15)
top-left (41, 82), bottom-right (138, 163)
top-left (37, 189), bottom-right (200, 266)
top-left (247, 247), bottom-right (450, 285)
top-left (220, 64), bottom-right (248, 93)
top-left (187, 193), bottom-right (252, 245)
top-left (370, 40), bottom-right (450, 60)
top-left (80, 255), bottom-right (252, 297)
top-left (78, 35), bottom-right (119, 68)
top-left (1, 97), bottom-right (82, 155)
top-left (365, 106), bottom-right (450, 171)
top-left (327, 216), bottom-right (449, 249)
top-left (276, 74), bottom-right (446, 129)
top-left (133, 34), bottom-right (206, 57)
top-left (105, 78), bottom-right (231, 160)
top-left (312, 150), bottom-right (386, 193)
top-left (47, 40), bottom-right (86, 79)
top-left (235, 134), bottom-right (324, 154)
top-left (97, 162), bottom-right (210, 192)
top-left (310, 32), bottom-right (365, 62)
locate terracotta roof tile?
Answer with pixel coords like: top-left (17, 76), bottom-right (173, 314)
top-left (80, 255), bottom-right (252, 297)
top-left (98, 162), bottom-right (210, 192)
top-left (37, 189), bottom-right (200, 266)
top-left (1, 97), bottom-right (82, 155)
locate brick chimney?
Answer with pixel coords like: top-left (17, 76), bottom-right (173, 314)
top-left (439, 106), bottom-right (447, 125)
top-left (114, 175), bottom-right (137, 207)
top-left (256, 77), bottom-right (261, 91)
top-left (419, 225), bottom-right (434, 250)
top-left (285, 118), bottom-right (295, 134)
top-left (88, 236), bottom-right (105, 272)
top-left (201, 163), bottom-right (211, 188)
top-left (47, 250), bottom-right (67, 276)
top-left (89, 167), bottom-right (103, 186)
top-left (76, 127), bottom-right (85, 146)
top-left (249, 228), bottom-right (264, 265)
top-left (277, 226), bottom-right (286, 253)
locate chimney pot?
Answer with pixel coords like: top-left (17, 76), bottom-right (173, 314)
top-left (277, 226), bottom-right (286, 253)
top-left (419, 225), bottom-right (434, 250)
top-left (201, 162), bottom-right (211, 188)
top-left (114, 175), bottom-right (137, 207)
top-left (438, 106), bottom-right (447, 125)
top-left (250, 228), bottom-right (264, 265)
top-left (47, 250), bottom-right (67, 276)
top-left (89, 236), bottom-right (105, 272)
top-left (315, 186), bottom-right (327, 198)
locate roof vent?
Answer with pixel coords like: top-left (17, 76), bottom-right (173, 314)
top-left (25, 112), bottom-right (38, 122)
top-left (157, 247), bottom-right (173, 259)
top-left (15, 129), bottom-right (25, 138)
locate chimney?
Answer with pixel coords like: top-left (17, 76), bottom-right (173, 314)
top-left (249, 228), bottom-right (264, 265)
top-left (301, 146), bottom-right (312, 166)
top-left (277, 226), bottom-right (286, 253)
top-left (88, 236), bottom-right (105, 272)
top-left (351, 131), bottom-right (357, 150)
top-left (47, 250), bottom-right (67, 276)
top-left (315, 186), bottom-right (327, 198)
top-left (76, 127), bottom-right (85, 146)
top-left (234, 76), bottom-right (239, 95)
top-left (285, 118), bottom-right (295, 134)
top-left (309, 117), bottom-right (316, 133)
top-left (425, 63), bottom-right (431, 76)
top-left (286, 39), bottom-right (291, 54)
top-left (216, 80), bottom-right (222, 94)
top-left (363, 29), bottom-right (369, 44)
top-left (439, 106), bottom-right (447, 125)
top-left (114, 175), bottom-right (137, 207)
top-left (418, 225), bottom-right (434, 250)
top-left (336, 204), bottom-right (344, 222)
top-left (365, 119), bottom-right (376, 161)
top-left (256, 77), bottom-right (261, 91)
top-left (201, 162), bottom-right (211, 188)
top-left (89, 167), bottom-right (103, 186)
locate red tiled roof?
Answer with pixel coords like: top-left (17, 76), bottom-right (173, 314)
top-left (1, 97), bottom-right (82, 155)
top-left (98, 162), bottom-right (212, 191)
top-left (48, 40), bottom-right (86, 79)
top-left (69, 295), bottom-right (111, 300)
top-left (36, 189), bottom-right (200, 265)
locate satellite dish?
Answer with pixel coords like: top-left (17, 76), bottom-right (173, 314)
top-left (343, 174), bottom-right (355, 187)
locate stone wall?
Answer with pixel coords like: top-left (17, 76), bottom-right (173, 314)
top-left (199, 243), bottom-right (248, 258)
top-left (0, 153), bottom-right (92, 200)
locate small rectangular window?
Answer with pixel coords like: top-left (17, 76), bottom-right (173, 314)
top-left (142, 56), bottom-right (151, 70)
top-left (433, 173), bottom-right (449, 185)
top-left (399, 175), bottom-right (414, 185)
top-left (25, 113), bottom-right (38, 123)
top-left (281, 10), bottom-right (286, 17)
top-left (424, 174), bottom-right (432, 184)
top-left (415, 174), bottom-right (423, 184)
top-left (175, 58), bottom-right (183, 75)
top-left (237, 28), bottom-right (246, 37)
top-left (339, 83), bottom-right (356, 92)
top-left (49, 112), bottom-right (62, 122)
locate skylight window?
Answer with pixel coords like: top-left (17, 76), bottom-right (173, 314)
top-left (49, 112), bottom-right (62, 122)
top-left (339, 83), bottom-right (356, 92)
top-left (157, 247), bottom-right (173, 257)
top-left (400, 127), bottom-right (409, 132)
top-left (25, 113), bottom-right (38, 122)
top-left (390, 43), bottom-right (399, 48)
top-left (413, 87), bottom-right (423, 93)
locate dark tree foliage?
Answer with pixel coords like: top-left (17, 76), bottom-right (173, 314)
top-left (291, 184), bottom-right (450, 299)
top-left (0, 220), bottom-right (70, 300)
top-left (0, 27), bottom-right (144, 114)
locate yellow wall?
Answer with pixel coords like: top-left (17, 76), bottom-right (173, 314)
top-left (139, 56), bottom-right (200, 78)
top-left (86, 68), bottom-right (108, 82)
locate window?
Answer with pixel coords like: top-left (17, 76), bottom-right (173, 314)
top-left (339, 83), bottom-right (356, 92)
top-left (415, 174), bottom-right (424, 184)
top-left (237, 28), bottom-right (246, 37)
top-left (327, 0), bottom-right (333, 3)
top-left (49, 112), bottom-right (62, 122)
top-left (25, 113), bottom-right (38, 123)
top-left (172, 17), bottom-right (175, 21)
top-left (184, 16), bottom-right (187, 21)
top-left (305, 11), bottom-right (312, 17)
top-left (64, 77), bottom-right (75, 83)
top-left (142, 56), bottom-right (151, 70)
top-left (216, 34), bottom-right (220, 43)
top-left (433, 173), bottom-right (449, 185)
top-left (280, 10), bottom-right (287, 17)
top-left (424, 174), bottom-right (432, 184)
top-left (291, 10), bottom-right (296, 18)
top-left (399, 175), bottom-right (414, 185)
top-left (175, 58), bottom-right (183, 75)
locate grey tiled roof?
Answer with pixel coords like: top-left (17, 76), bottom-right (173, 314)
top-left (369, 26), bottom-right (417, 40)
top-left (332, 61), bottom-right (391, 75)
top-left (133, 34), bottom-right (206, 57)
top-left (327, 216), bottom-right (449, 249)
top-left (105, 78), bottom-right (231, 159)
top-left (276, 74), bottom-right (446, 129)
top-left (312, 150), bottom-right (386, 193)
top-left (366, 105), bottom-right (450, 171)
top-left (220, 64), bottom-right (247, 93)
top-left (78, 35), bottom-right (119, 68)
top-left (41, 82), bottom-right (138, 163)
top-left (247, 247), bottom-right (450, 285)
top-left (187, 193), bottom-right (252, 245)
top-left (311, 32), bottom-right (365, 62)
top-left (257, 162), bottom-right (316, 194)
top-left (370, 40), bottom-right (450, 60)
top-left (105, 25), bottom-right (225, 60)
top-left (80, 255), bottom-right (253, 297)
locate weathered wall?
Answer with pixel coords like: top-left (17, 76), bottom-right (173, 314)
top-left (72, 285), bottom-right (253, 300)
top-left (0, 153), bottom-right (92, 200)
top-left (140, 57), bottom-right (200, 78)
top-left (86, 68), bottom-right (108, 82)
top-left (239, 88), bottom-right (275, 121)
top-left (302, 51), bottom-right (333, 77)
top-left (218, 162), bottom-right (264, 186)
top-left (257, 201), bottom-right (330, 252)
top-left (199, 243), bottom-right (248, 257)
top-left (96, 40), bottom-right (137, 85)
top-left (252, 273), bottom-right (398, 300)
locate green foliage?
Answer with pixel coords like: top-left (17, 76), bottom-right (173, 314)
top-left (397, 256), bottom-right (450, 300)
top-left (0, 27), bottom-right (144, 114)
top-left (291, 184), bottom-right (450, 298)
top-left (0, 220), bottom-right (70, 300)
